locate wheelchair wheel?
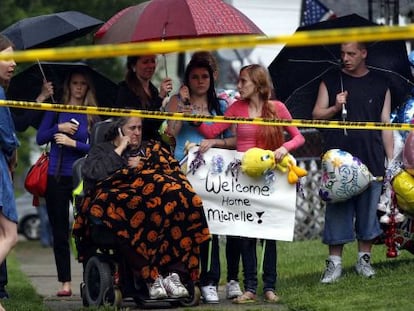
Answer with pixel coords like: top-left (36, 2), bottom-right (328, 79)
top-left (179, 283), bottom-right (201, 307)
top-left (84, 256), bottom-right (115, 306)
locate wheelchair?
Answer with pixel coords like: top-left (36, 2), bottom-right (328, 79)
top-left (72, 119), bottom-right (201, 308)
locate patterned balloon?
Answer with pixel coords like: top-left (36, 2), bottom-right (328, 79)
top-left (403, 131), bottom-right (414, 175)
top-left (393, 97), bottom-right (414, 141)
top-left (392, 170), bottom-right (414, 216)
top-left (319, 149), bottom-right (373, 203)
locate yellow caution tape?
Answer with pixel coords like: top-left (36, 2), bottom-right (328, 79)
top-left (0, 25), bottom-right (414, 62)
top-left (1, 99), bottom-right (413, 131)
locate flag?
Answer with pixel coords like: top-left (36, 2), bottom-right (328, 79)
top-left (300, 0), bottom-right (336, 26)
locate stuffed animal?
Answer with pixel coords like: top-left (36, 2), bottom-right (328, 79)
top-left (241, 147), bottom-right (307, 184)
top-left (241, 147), bottom-right (275, 177)
top-left (273, 154), bottom-right (307, 184)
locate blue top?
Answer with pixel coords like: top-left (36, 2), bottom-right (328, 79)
top-left (0, 86), bottom-right (20, 223)
top-left (174, 98), bottom-right (232, 161)
top-left (36, 111), bottom-right (90, 177)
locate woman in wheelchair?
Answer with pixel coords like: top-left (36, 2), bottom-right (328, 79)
top-left (73, 116), bottom-right (210, 300)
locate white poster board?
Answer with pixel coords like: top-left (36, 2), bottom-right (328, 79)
top-left (186, 147), bottom-right (297, 241)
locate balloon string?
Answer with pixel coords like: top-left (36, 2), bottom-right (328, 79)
top-left (385, 190), bottom-right (398, 258)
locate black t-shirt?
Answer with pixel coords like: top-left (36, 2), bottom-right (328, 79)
top-left (320, 70), bottom-right (389, 176)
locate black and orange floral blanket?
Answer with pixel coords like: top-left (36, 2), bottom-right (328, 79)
top-left (73, 142), bottom-right (210, 282)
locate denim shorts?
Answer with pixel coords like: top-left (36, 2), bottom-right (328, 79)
top-left (322, 181), bottom-right (383, 245)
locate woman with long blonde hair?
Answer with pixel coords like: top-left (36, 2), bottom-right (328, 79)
top-left (36, 68), bottom-right (99, 297)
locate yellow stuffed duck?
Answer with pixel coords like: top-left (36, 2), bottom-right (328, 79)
top-left (241, 147), bottom-right (307, 184)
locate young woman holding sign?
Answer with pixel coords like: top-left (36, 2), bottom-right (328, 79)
top-left (196, 64), bottom-right (305, 303)
top-left (166, 58), bottom-right (242, 304)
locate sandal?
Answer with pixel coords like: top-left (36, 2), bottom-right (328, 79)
top-left (232, 291), bottom-right (256, 304)
top-left (264, 291), bottom-right (280, 303)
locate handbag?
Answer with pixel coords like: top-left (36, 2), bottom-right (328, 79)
top-left (24, 151), bottom-right (49, 201)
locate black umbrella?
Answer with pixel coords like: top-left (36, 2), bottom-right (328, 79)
top-left (268, 14), bottom-right (414, 120)
top-left (7, 62), bottom-right (118, 129)
top-left (1, 11), bottom-right (104, 130)
top-left (1, 11), bottom-right (103, 50)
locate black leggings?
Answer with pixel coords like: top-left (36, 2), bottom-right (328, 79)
top-left (46, 175), bottom-right (73, 283)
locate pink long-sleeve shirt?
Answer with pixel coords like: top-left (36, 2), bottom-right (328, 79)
top-left (197, 100), bottom-right (304, 152)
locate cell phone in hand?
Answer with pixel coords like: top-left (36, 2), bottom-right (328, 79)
top-left (118, 127), bottom-right (124, 137)
top-left (70, 118), bottom-right (79, 126)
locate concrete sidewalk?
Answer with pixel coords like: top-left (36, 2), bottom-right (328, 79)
top-left (14, 238), bottom-right (85, 311)
top-left (14, 238), bottom-right (283, 310)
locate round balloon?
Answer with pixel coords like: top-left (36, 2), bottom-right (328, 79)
top-left (393, 98), bottom-right (414, 141)
top-left (392, 170), bottom-right (414, 216)
top-left (403, 131), bottom-right (414, 175)
top-left (319, 149), bottom-right (373, 203)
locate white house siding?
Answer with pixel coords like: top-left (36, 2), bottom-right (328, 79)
top-left (226, 0), bottom-right (302, 66)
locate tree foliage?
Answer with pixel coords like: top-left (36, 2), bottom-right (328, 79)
top-left (1, 1), bottom-right (145, 190)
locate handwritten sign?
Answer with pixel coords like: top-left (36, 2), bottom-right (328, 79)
top-left (186, 147), bottom-right (297, 241)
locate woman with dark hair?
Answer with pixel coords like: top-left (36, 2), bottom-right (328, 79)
top-left (74, 116), bottom-right (210, 300)
top-left (166, 59), bottom-right (238, 303)
top-left (166, 59), bottom-right (234, 162)
top-left (0, 34), bottom-right (19, 311)
top-left (114, 55), bottom-right (173, 142)
top-left (36, 68), bottom-right (99, 297)
top-left (195, 64), bottom-right (305, 304)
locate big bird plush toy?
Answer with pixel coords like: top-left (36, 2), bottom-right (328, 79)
top-left (241, 147), bottom-right (307, 184)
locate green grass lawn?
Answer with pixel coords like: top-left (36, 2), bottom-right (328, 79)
top-left (276, 240), bottom-right (414, 311)
top-left (2, 253), bottom-right (46, 311)
top-left (217, 238), bottom-right (414, 311)
top-left (3, 238), bottom-right (414, 310)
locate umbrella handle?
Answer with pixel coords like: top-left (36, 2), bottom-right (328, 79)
top-left (37, 60), bottom-right (56, 103)
top-left (339, 73), bottom-right (347, 136)
top-left (163, 54), bottom-right (168, 78)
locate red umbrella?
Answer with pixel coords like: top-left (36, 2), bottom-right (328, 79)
top-left (94, 0), bottom-right (263, 44)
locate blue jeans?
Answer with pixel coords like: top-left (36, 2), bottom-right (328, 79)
top-left (199, 235), bottom-right (242, 286)
top-left (323, 182), bottom-right (383, 245)
top-left (241, 238), bottom-right (277, 294)
top-left (199, 235), bottom-right (220, 286)
top-left (38, 203), bottom-right (53, 247)
top-left (226, 236), bottom-right (241, 282)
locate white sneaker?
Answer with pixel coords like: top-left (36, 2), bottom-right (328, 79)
top-left (148, 275), bottom-right (168, 299)
top-left (320, 259), bottom-right (342, 284)
top-left (355, 254), bottom-right (375, 278)
top-left (201, 285), bottom-right (219, 303)
top-left (226, 280), bottom-right (242, 299)
top-left (163, 273), bottom-right (189, 298)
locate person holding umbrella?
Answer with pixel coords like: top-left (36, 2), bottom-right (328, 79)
top-left (312, 41), bottom-right (393, 284)
top-left (36, 68), bottom-right (99, 297)
top-left (0, 34), bottom-right (20, 311)
top-left (113, 55), bottom-right (173, 142)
